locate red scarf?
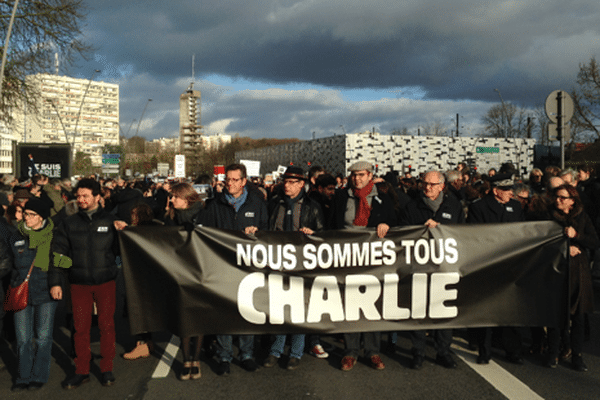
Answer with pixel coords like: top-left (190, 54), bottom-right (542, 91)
top-left (352, 180), bottom-right (374, 227)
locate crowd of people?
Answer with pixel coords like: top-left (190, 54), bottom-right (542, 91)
top-left (0, 159), bottom-right (598, 392)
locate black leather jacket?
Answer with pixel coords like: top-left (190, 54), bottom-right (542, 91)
top-left (267, 191), bottom-right (324, 232)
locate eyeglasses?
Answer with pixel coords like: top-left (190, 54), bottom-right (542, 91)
top-left (23, 211), bottom-right (39, 218)
top-left (557, 195), bottom-right (572, 200)
top-left (423, 181), bottom-right (442, 187)
top-left (283, 179), bottom-right (302, 185)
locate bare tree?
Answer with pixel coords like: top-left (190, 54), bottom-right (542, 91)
top-left (421, 119), bottom-right (448, 136)
top-left (482, 103), bottom-right (532, 138)
top-left (572, 57), bottom-right (600, 139)
top-left (0, 0), bottom-right (91, 125)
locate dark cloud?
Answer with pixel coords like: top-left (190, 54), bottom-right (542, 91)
top-left (73, 0), bottom-right (600, 139)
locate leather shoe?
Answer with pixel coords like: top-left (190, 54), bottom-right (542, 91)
top-left (411, 354), bottom-right (424, 370)
top-left (476, 355), bottom-right (490, 364)
top-left (572, 354), bottom-right (588, 372)
top-left (101, 371), bottom-right (116, 386)
top-left (62, 374), bottom-right (90, 390)
top-left (217, 361), bottom-right (230, 375)
top-left (241, 358), bottom-right (258, 372)
top-left (11, 383), bottom-right (29, 392)
top-left (436, 353), bottom-right (457, 369)
top-left (546, 357), bottom-right (558, 368)
top-left (28, 382), bottom-right (45, 391)
top-left (506, 353), bottom-right (524, 365)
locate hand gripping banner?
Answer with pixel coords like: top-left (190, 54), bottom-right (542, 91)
top-left (119, 221), bottom-right (568, 337)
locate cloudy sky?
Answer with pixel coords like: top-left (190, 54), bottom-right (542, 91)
top-left (67, 0), bottom-right (600, 141)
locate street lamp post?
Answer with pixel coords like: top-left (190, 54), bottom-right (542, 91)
top-left (72, 69), bottom-right (101, 146)
top-left (135, 99), bottom-right (152, 137)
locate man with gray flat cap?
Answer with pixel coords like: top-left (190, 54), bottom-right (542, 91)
top-left (331, 161), bottom-right (398, 371)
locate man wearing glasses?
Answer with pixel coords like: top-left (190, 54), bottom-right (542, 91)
top-left (401, 170), bottom-right (464, 370)
top-left (263, 166), bottom-right (324, 371)
top-left (331, 161), bottom-right (397, 371)
top-left (201, 163), bottom-right (268, 375)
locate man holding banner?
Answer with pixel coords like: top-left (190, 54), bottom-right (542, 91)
top-left (201, 163), bottom-right (268, 375)
top-left (332, 161), bottom-right (398, 371)
top-left (468, 173), bottom-right (525, 365)
top-left (263, 166), bottom-right (324, 370)
top-left (402, 170), bottom-right (463, 370)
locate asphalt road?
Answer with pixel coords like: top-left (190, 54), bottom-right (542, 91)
top-left (1, 285), bottom-right (600, 400)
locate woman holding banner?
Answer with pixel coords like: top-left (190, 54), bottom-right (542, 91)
top-left (164, 183), bottom-right (204, 380)
top-left (546, 184), bottom-right (599, 371)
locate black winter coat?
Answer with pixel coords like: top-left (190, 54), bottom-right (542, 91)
top-left (202, 190), bottom-right (268, 231)
top-left (268, 191), bottom-right (324, 232)
top-left (402, 193), bottom-right (465, 225)
top-left (51, 207), bottom-right (120, 286)
top-left (467, 194), bottom-right (523, 224)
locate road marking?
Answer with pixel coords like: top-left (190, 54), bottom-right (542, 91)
top-left (152, 335), bottom-right (181, 378)
top-left (451, 339), bottom-right (544, 400)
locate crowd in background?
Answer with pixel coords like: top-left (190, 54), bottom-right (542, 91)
top-left (0, 159), bottom-right (599, 391)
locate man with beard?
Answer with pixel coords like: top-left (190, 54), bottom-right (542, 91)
top-left (331, 161), bottom-right (397, 371)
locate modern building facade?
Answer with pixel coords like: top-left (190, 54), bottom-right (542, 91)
top-left (14, 73), bottom-right (119, 166)
top-left (236, 131), bottom-right (536, 178)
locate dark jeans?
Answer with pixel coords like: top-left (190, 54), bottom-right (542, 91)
top-left (548, 309), bottom-right (585, 358)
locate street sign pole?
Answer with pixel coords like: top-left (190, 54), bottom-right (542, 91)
top-left (557, 91), bottom-right (564, 170)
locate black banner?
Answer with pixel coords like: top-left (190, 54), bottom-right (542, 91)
top-left (119, 222), bottom-right (568, 337)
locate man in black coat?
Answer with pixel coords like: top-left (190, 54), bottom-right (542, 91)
top-left (468, 173), bottom-right (524, 365)
top-left (401, 170), bottom-right (463, 370)
top-left (201, 163), bottom-right (268, 375)
top-left (331, 161), bottom-right (397, 372)
top-left (50, 178), bottom-right (121, 389)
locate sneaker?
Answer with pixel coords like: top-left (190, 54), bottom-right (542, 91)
top-left (101, 371), bottom-right (116, 387)
top-left (560, 348), bottom-right (572, 361)
top-left (62, 374), bottom-right (90, 390)
top-left (309, 344), bottom-right (329, 359)
top-left (370, 355), bottom-right (385, 370)
top-left (263, 354), bottom-right (279, 368)
top-left (341, 356), bottom-right (357, 371)
top-left (123, 341), bottom-right (152, 360)
top-left (217, 361), bottom-right (230, 376)
top-left (241, 358), bottom-right (258, 372)
top-left (191, 361), bottom-right (202, 379)
top-left (546, 356), bottom-right (558, 368)
top-left (287, 357), bottom-right (301, 370)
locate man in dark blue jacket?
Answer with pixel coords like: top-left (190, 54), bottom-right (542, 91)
top-left (402, 170), bottom-right (463, 370)
top-left (50, 178), bottom-right (120, 389)
top-left (201, 163), bottom-right (268, 375)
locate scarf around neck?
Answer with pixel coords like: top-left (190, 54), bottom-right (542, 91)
top-left (225, 187), bottom-right (248, 212)
top-left (18, 219), bottom-right (54, 272)
top-left (352, 180), bottom-right (375, 227)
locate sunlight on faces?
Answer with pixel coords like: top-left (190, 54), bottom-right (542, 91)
top-left (351, 170), bottom-right (373, 190)
top-left (77, 188), bottom-right (101, 211)
top-left (226, 169), bottom-right (247, 198)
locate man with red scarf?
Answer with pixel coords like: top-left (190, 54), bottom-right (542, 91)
top-left (331, 161), bottom-right (398, 371)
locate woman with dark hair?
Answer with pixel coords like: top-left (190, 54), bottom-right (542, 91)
top-left (163, 182), bottom-right (204, 380)
top-left (545, 184), bottom-right (599, 371)
top-left (0, 198), bottom-right (61, 391)
top-left (5, 202), bottom-right (24, 226)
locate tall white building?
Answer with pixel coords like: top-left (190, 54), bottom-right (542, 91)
top-left (15, 73), bottom-right (119, 166)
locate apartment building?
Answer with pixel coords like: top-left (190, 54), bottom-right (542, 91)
top-left (16, 73), bottom-right (119, 166)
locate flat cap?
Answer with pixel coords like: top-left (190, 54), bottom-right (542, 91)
top-left (348, 161), bottom-right (373, 172)
top-left (490, 173), bottom-right (514, 189)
